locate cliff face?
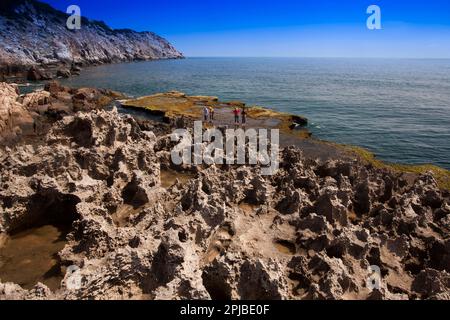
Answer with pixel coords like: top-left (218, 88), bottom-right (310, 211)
top-left (0, 0), bottom-right (183, 77)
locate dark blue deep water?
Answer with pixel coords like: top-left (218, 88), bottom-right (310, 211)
top-left (56, 57), bottom-right (450, 169)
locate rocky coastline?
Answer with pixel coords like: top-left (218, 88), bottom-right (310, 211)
top-left (0, 81), bottom-right (449, 300)
top-left (0, 0), bottom-right (183, 82)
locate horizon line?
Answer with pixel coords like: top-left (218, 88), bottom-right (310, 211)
top-left (182, 56), bottom-right (450, 60)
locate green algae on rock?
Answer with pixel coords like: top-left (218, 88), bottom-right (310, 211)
top-left (122, 91), bottom-right (450, 190)
top-left (338, 144), bottom-right (450, 190)
top-left (121, 91), bottom-right (308, 137)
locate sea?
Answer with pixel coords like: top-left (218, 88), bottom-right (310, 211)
top-left (34, 57), bottom-right (450, 169)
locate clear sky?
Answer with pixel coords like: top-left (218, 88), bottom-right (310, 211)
top-left (41, 0), bottom-right (450, 58)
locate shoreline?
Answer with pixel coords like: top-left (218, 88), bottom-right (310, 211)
top-left (1, 80), bottom-right (449, 189)
top-left (0, 56), bottom-right (185, 84)
top-left (7, 58), bottom-right (449, 174)
top-left (121, 91), bottom-right (450, 190)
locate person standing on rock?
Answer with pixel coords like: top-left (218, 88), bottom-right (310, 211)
top-left (203, 106), bottom-right (209, 122)
top-left (233, 107), bottom-right (240, 125)
top-left (209, 106), bottom-right (215, 122)
top-left (241, 107), bottom-right (247, 126)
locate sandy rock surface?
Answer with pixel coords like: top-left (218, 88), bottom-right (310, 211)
top-left (0, 101), bottom-right (449, 300)
top-left (0, 82), bottom-right (34, 140)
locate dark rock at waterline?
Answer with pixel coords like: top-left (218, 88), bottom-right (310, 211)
top-left (70, 65), bottom-right (82, 76)
top-left (290, 115), bottom-right (308, 128)
top-left (27, 66), bottom-right (52, 81)
top-left (56, 69), bottom-right (71, 78)
top-left (71, 65), bottom-right (82, 73)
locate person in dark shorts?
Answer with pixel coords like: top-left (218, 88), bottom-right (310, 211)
top-left (241, 107), bottom-right (247, 125)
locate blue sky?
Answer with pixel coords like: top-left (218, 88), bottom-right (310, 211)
top-left (41, 0), bottom-right (450, 58)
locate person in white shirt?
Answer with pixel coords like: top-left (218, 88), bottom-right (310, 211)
top-left (203, 106), bottom-right (210, 122)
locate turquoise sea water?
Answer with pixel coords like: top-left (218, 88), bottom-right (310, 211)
top-left (56, 57), bottom-right (450, 169)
